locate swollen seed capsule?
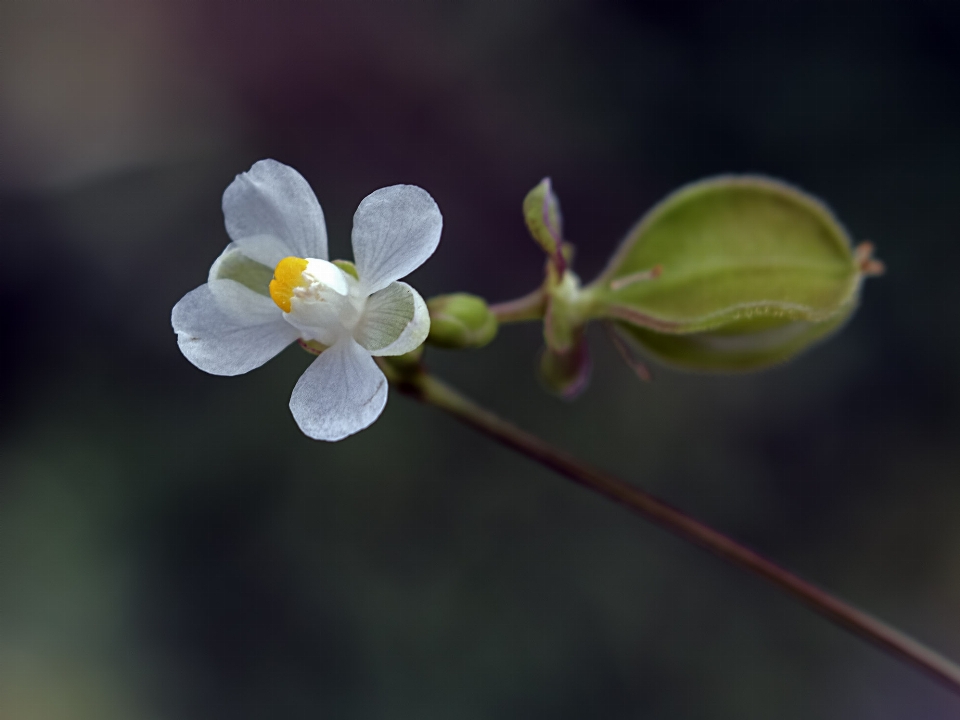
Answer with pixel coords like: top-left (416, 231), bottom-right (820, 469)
top-left (586, 176), bottom-right (878, 372)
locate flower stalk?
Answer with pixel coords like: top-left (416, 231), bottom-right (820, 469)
top-left (488, 287), bottom-right (547, 324)
top-left (380, 359), bottom-right (960, 696)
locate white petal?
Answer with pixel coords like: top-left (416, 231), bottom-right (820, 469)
top-left (289, 339), bottom-right (388, 441)
top-left (172, 281), bottom-right (300, 376)
top-left (204, 278), bottom-right (278, 321)
top-left (223, 159), bottom-right (328, 266)
top-left (304, 258), bottom-right (350, 296)
top-left (230, 234), bottom-right (294, 268)
top-left (351, 185), bottom-right (442, 294)
top-left (355, 281), bottom-right (430, 356)
top-left (208, 243), bottom-right (237, 284)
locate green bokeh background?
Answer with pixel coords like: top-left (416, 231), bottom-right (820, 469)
top-left (2, 1), bottom-right (960, 718)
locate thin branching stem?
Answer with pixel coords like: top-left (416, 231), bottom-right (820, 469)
top-left (382, 362), bottom-right (960, 697)
top-left (488, 288), bottom-right (546, 323)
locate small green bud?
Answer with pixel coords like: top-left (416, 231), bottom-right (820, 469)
top-left (426, 293), bottom-right (499, 349)
top-left (523, 178), bottom-right (566, 272)
top-left (586, 176), bottom-right (880, 372)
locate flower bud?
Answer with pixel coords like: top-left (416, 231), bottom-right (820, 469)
top-left (539, 333), bottom-right (591, 399)
top-left (586, 176), bottom-right (879, 371)
top-left (426, 293), bottom-right (498, 349)
top-left (523, 178), bottom-right (566, 273)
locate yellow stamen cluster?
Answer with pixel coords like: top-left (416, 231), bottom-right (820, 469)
top-left (269, 257), bottom-right (309, 313)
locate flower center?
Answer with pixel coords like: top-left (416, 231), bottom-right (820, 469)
top-left (269, 257), bottom-right (310, 312)
top-left (269, 256), bottom-right (362, 346)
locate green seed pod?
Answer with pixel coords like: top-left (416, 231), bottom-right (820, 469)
top-left (426, 293), bottom-right (499, 349)
top-left (611, 308), bottom-right (854, 372)
top-left (586, 176), bottom-right (880, 372)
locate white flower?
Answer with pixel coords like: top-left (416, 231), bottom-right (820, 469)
top-left (172, 159), bottom-right (441, 441)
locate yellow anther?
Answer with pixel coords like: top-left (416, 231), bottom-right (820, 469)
top-left (269, 257), bottom-right (309, 313)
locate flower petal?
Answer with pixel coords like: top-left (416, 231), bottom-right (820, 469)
top-left (229, 234), bottom-right (294, 269)
top-left (289, 338), bottom-right (388, 441)
top-left (208, 243), bottom-right (236, 283)
top-left (223, 159), bottom-right (328, 266)
top-left (172, 281), bottom-right (300, 376)
top-left (351, 185), bottom-right (442, 294)
top-left (354, 281), bottom-right (430, 356)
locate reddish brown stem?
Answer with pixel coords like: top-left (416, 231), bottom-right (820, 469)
top-left (488, 288), bottom-right (546, 323)
top-left (383, 364), bottom-right (960, 697)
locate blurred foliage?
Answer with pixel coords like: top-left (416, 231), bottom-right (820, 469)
top-left (3, 1), bottom-right (960, 719)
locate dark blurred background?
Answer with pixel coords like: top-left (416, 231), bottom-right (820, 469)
top-left (2, 1), bottom-right (960, 718)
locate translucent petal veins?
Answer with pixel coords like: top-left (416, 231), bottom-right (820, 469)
top-left (223, 159), bottom-right (329, 262)
top-left (269, 257), bottom-right (309, 312)
top-left (354, 282), bottom-right (416, 351)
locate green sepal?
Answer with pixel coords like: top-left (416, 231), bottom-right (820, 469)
top-left (297, 339), bottom-right (330, 356)
top-left (589, 176), bottom-right (863, 334)
top-left (543, 272), bottom-right (582, 352)
top-left (210, 246), bottom-right (274, 296)
top-left (426, 294), bottom-right (498, 349)
top-left (332, 259), bottom-right (360, 280)
top-left (523, 178), bottom-right (566, 271)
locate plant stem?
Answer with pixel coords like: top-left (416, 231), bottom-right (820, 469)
top-left (488, 288), bottom-right (546, 323)
top-left (384, 364), bottom-right (960, 696)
